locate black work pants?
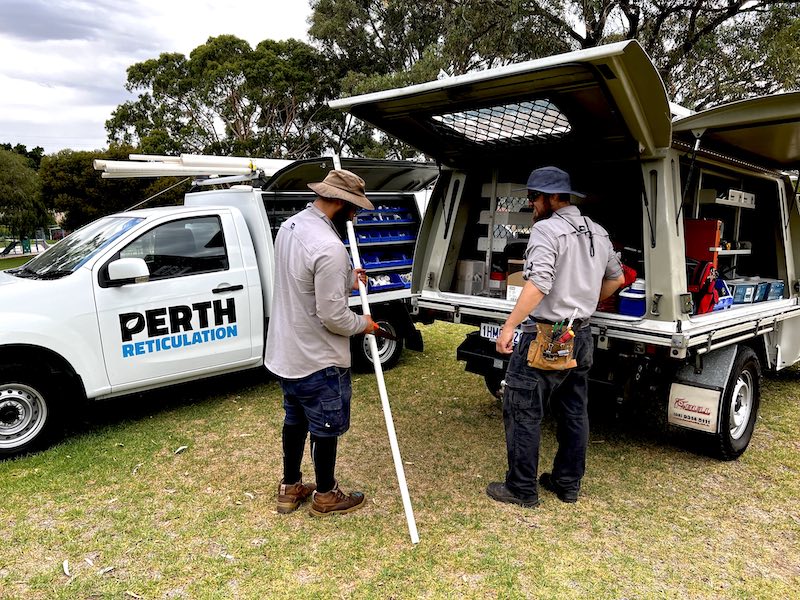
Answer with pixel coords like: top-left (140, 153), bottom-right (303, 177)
top-left (502, 326), bottom-right (593, 501)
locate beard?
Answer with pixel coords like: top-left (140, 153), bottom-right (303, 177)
top-left (331, 205), bottom-right (353, 239)
top-left (533, 202), bottom-right (554, 222)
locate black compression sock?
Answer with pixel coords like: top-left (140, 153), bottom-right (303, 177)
top-left (282, 423), bottom-right (307, 484)
top-left (310, 434), bottom-right (338, 493)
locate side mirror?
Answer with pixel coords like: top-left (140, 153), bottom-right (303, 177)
top-left (107, 257), bottom-right (149, 285)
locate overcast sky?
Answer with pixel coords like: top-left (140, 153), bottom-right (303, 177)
top-left (0, 0), bottom-right (312, 154)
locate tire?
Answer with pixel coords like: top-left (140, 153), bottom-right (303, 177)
top-left (714, 346), bottom-right (761, 460)
top-left (0, 369), bottom-right (56, 457)
top-left (352, 319), bottom-right (404, 372)
top-left (484, 373), bottom-right (505, 399)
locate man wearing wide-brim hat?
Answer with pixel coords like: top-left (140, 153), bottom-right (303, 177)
top-left (266, 169), bottom-right (377, 517)
top-left (487, 166), bottom-right (625, 507)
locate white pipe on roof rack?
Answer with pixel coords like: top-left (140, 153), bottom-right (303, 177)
top-left (94, 154), bottom-right (293, 179)
top-left (128, 154), bottom-right (182, 162)
top-left (179, 154), bottom-right (291, 172)
top-left (95, 161), bottom-right (255, 177)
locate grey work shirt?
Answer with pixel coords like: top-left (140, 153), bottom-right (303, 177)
top-left (521, 205), bottom-right (622, 331)
top-left (264, 203), bottom-right (367, 379)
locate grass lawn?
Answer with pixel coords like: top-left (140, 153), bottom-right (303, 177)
top-left (0, 256), bottom-right (30, 271)
top-left (1, 322), bottom-right (798, 598)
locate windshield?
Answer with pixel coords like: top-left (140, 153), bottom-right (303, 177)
top-left (11, 216), bottom-right (143, 279)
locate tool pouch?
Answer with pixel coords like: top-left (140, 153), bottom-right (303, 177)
top-left (526, 323), bottom-right (577, 370)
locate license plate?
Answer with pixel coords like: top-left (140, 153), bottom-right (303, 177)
top-left (480, 322), bottom-right (521, 345)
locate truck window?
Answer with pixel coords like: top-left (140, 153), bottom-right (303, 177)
top-left (9, 216), bottom-right (143, 279)
top-left (120, 216), bottom-right (229, 280)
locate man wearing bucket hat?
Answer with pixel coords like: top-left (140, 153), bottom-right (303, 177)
top-left (487, 166), bottom-right (625, 506)
top-left (266, 169), bottom-right (378, 517)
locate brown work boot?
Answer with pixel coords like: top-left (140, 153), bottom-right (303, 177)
top-left (276, 476), bottom-right (316, 514)
top-left (308, 484), bottom-right (366, 517)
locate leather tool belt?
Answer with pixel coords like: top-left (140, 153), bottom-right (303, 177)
top-left (526, 323), bottom-right (577, 371)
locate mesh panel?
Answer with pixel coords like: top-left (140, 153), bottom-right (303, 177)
top-left (493, 196), bottom-right (531, 243)
top-left (431, 100), bottom-right (571, 147)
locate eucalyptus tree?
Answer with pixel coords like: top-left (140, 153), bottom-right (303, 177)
top-left (106, 35), bottom-right (347, 158)
top-left (310, 0), bottom-right (800, 108)
top-left (39, 147), bottom-right (185, 230)
top-left (0, 148), bottom-right (48, 239)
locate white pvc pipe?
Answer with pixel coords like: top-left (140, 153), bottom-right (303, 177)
top-left (346, 220), bottom-right (420, 545)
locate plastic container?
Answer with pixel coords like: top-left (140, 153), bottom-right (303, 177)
top-left (619, 282), bottom-right (646, 317)
top-left (630, 278), bottom-right (646, 292)
top-left (488, 271), bottom-right (507, 298)
top-left (361, 252), bottom-right (413, 269)
top-left (752, 280), bottom-right (770, 302)
top-left (713, 280), bottom-right (733, 311)
top-left (351, 273), bottom-right (407, 295)
top-left (726, 279), bottom-right (756, 304)
top-left (766, 279), bottom-right (785, 300)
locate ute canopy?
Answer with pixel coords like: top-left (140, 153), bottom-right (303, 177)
top-left (264, 157), bottom-right (438, 192)
top-left (330, 41), bottom-right (671, 168)
top-left (672, 92), bottom-right (800, 170)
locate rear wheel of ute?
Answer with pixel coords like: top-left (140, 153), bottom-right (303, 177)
top-left (352, 318), bottom-right (403, 372)
top-left (713, 346), bottom-right (761, 460)
top-left (484, 373), bottom-right (505, 400)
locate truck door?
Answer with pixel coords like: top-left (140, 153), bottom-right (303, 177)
top-left (776, 179), bottom-right (800, 369)
top-left (94, 213), bottom-right (255, 391)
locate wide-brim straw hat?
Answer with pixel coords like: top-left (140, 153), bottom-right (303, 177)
top-left (308, 169), bottom-right (374, 210)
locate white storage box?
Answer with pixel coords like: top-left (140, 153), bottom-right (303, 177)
top-left (457, 260), bottom-right (485, 281)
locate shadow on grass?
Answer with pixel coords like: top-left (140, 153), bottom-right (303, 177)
top-left (65, 368), bottom-right (275, 439)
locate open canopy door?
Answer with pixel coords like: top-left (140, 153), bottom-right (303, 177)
top-left (673, 92), bottom-right (800, 170)
top-left (264, 157), bottom-right (438, 193)
top-left (330, 41), bottom-right (671, 167)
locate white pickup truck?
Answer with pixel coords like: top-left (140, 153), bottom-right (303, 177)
top-left (0, 157), bottom-right (436, 456)
top-left (331, 40), bottom-right (800, 459)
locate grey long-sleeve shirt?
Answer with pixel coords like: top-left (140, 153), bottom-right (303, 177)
top-left (264, 204), bottom-right (368, 379)
top-left (522, 205), bottom-right (622, 329)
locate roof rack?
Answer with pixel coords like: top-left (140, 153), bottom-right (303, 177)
top-left (93, 153), bottom-right (293, 179)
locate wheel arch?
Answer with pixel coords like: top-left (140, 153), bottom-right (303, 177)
top-left (0, 344), bottom-right (86, 400)
top-left (669, 344), bottom-right (761, 460)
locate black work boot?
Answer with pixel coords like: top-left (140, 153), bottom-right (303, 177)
top-left (486, 482), bottom-right (539, 508)
top-left (538, 472), bottom-right (578, 503)
top-left (276, 476), bottom-right (316, 514)
top-left (309, 484), bottom-right (366, 517)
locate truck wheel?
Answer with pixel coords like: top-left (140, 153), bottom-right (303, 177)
top-left (484, 373), bottom-right (505, 399)
top-left (715, 346), bottom-right (761, 460)
top-left (0, 371), bottom-right (54, 457)
top-left (352, 319), bottom-right (404, 372)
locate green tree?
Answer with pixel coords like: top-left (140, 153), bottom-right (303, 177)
top-left (40, 146), bottom-right (186, 230)
top-left (309, 0), bottom-right (800, 109)
top-left (1, 143), bottom-right (45, 170)
top-left (0, 148), bottom-right (49, 239)
top-left (106, 35), bottom-right (349, 158)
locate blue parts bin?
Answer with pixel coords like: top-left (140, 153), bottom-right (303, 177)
top-left (347, 200), bottom-right (418, 295)
top-left (356, 228), bottom-right (415, 243)
top-left (356, 209), bottom-right (415, 224)
top-left (618, 278), bottom-right (646, 317)
top-left (766, 279), bottom-right (785, 300)
top-left (720, 278), bottom-right (784, 304)
top-left (350, 272), bottom-right (411, 295)
top-left (713, 280), bottom-right (733, 311)
top-left (752, 281), bottom-right (770, 303)
top-left (361, 252), bottom-right (413, 269)
top-left (726, 279), bottom-right (756, 304)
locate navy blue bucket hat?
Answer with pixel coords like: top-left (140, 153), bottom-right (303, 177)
top-left (521, 166), bottom-right (585, 198)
